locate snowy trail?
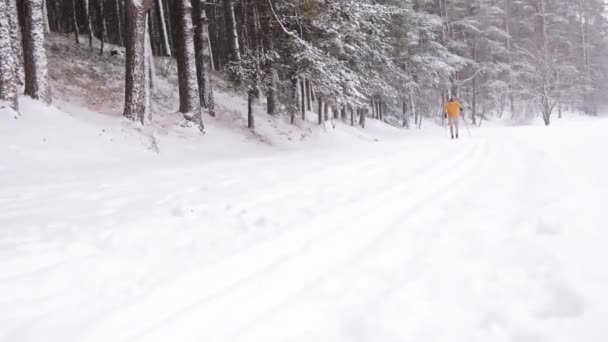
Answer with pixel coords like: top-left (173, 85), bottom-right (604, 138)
top-left (2, 120), bottom-right (608, 342)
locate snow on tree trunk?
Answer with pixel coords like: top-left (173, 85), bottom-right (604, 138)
top-left (6, 0), bottom-right (23, 85)
top-left (155, 0), bottom-right (171, 56)
top-left (173, 0), bottom-right (200, 117)
top-left (19, 0), bottom-right (51, 104)
top-left (0, 0), bottom-right (18, 111)
top-left (123, 0), bottom-right (153, 124)
top-left (193, 0), bottom-right (215, 117)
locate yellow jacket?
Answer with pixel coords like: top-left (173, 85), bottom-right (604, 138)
top-left (444, 101), bottom-right (462, 119)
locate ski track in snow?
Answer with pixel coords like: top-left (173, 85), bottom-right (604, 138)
top-left (2, 120), bottom-right (608, 342)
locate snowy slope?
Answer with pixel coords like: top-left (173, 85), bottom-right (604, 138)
top-left (2, 93), bottom-right (608, 342)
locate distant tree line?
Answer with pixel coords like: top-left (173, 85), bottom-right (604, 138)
top-left (2, 0), bottom-right (608, 128)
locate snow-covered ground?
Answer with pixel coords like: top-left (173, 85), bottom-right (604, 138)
top-left (2, 94), bottom-right (608, 342)
top-left (2, 33), bottom-right (608, 342)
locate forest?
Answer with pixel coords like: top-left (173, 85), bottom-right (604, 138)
top-left (1, 0), bottom-right (608, 130)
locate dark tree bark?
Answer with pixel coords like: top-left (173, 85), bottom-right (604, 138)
top-left (360, 108), bottom-right (366, 128)
top-left (370, 97), bottom-right (375, 119)
top-left (71, 0), bottom-right (79, 44)
top-left (115, 0), bottom-right (124, 45)
top-left (223, 0), bottom-right (240, 62)
top-left (123, 0), bottom-right (153, 123)
top-left (248, 90), bottom-right (255, 129)
top-left (173, 0), bottom-right (200, 115)
top-left (290, 75), bottom-right (297, 124)
top-left (317, 97), bottom-right (322, 125)
top-left (305, 79), bottom-right (312, 110)
top-left (156, 0), bottom-right (170, 56)
top-left (84, 0), bottom-right (93, 48)
top-left (300, 77), bottom-right (305, 121)
top-left (19, 0), bottom-right (51, 104)
top-left (99, 0), bottom-right (108, 55)
top-left (261, 0), bottom-right (276, 115)
top-left (192, 0), bottom-right (215, 116)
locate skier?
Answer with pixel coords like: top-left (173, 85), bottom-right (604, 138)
top-left (444, 97), bottom-right (463, 140)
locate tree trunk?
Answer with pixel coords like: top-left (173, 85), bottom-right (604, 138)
top-left (471, 41), bottom-right (478, 125)
top-left (410, 92), bottom-right (418, 129)
top-left (115, 0), bottom-right (124, 45)
top-left (290, 75), bottom-right (298, 124)
top-left (156, 0), bottom-right (170, 56)
top-left (224, 0), bottom-right (240, 61)
top-left (472, 77), bottom-right (477, 125)
top-left (6, 0), bottom-right (23, 85)
top-left (360, 108), bottom-right (366, 128)
top-left (123, 0), bottom-right (153, 123)
top-left (262, 1), bottom-right (276, 115)
top-left (99, 0), bottom-right (108, 55)
top-left (370, 97), bottom-right (375, 119)
top-left (350, 106), bottom-right (354, 126)
top-left (504, 0), bottom-right (515, 119)
top-left (42, 0), bottom-right (50, 33)
top-left (19, 0), bottom-right (51, 104)
top-left (0, 0), bottom-right (18, 111)
top-left (341, 104), bottom-right (346, 121)
top-left (317, 97), bottom-right (322, 125)
top-left (300, 77), bottom-right (306, 120)
top-left (145, 14), bottom-right (155, 90)
top-left (402, 100), bottom-right (408, 128)
top-left (305, 79), bottom-right (311, 111)
top-left (84, 0), bottom-right (93, 48)
top-left (72, 0), bottom-right (80, 44)
top-left (173, 0), bottom-right (200, 115)
top-left (144, 14), bottom-right (151, 122)
top-left (248, 90), bottom-right (255, 129)
top-left (324, 101), bottom-right (328, 121)
top-left (193, 0), bottom-right (215, 116)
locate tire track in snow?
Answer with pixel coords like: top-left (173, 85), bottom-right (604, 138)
top-left (81, 142), bottom-right (483, 342)
top-left (226, 140), bottom-right (491, 341)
